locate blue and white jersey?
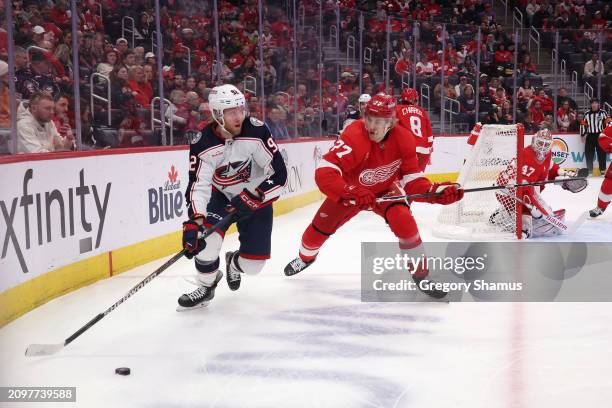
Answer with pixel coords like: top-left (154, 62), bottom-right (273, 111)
top-left (186, 117), bottom-right (288, 219)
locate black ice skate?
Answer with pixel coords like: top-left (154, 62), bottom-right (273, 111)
top-left (177, 272), bottom-right (223, 311)
top-left (589, 206), bottom-right (605, 218)
top-left (284, 257), bottom-right (314, 276)
top-left (225, 251), bottom-right (242, 291)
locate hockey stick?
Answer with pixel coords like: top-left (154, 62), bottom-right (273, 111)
top-left (375, 177), bottom-right (588, 203)
top-left (25, 213), bottom-right (235, 357)
top-left (496, 189), bottom-right (569, 232)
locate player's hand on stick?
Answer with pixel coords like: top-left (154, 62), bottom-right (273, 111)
top-left (426, 182), bottom-right (464, 205)
top-left (182, 218), bottom-right (206, 259)
top-left (341, 184), bottom-right (376, 209)
top-left (230, 189), bottom-right (264, 219)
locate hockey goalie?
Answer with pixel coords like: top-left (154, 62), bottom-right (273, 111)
top-left (491, 128), bottom-right (587, 238)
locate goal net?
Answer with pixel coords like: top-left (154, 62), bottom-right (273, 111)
top-left (433, 124), bottom-right (525, 240)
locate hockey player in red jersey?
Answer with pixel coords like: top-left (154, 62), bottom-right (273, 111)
top-left (283, 94), bottom-right (464, 298)
top-left (589, 122), bottom-right (612, 217)
top-left (396, 88), bottom-right (433, 172)
top-left (493, 128), bottom-right (586, 237)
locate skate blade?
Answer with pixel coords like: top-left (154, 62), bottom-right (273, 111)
top-left (176, 301), bottom-right (211, 312)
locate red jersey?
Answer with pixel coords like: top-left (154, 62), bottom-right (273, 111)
top-left (496, 146), bottom-right (560, 215)
top-left (316, 120), bottom-right (431, 202)
top-left (396, 104), bottom-right (434, 171)
top-left (600, 126), bottom-right (612, 153)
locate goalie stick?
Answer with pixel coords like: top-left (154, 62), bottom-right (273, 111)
top-left (375, 176), bottom-right (588, 203)
top-left (25, 213), bottom-right (235, 357)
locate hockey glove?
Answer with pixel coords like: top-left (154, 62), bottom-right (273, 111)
top-left (341, 184), bottom-right (376, 209)
top-left (425, 182), bottom-right (464, 205)
top-left (182, 219), bottom-right (205, 259)
top-left (557, 168), bottom-right (578, 178)
top-left (230, 189), bottom-right (264, 220)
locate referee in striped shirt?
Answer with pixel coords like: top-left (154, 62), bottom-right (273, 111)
top-left (581, 99), bottom-right (609, 175)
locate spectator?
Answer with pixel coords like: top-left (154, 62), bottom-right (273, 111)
top-left (52, 94), bottom-right (74, 145)
top-left (267, 107), bottom-right (290, 140)
top-left (145, 52), bottom-right (156, 67)
top-left (97, 50), bottom-right (118, 78)
top-left (416, 54), bottom-right (435, 77)
top-left (556, 100), bottom-right (576, 131)
top-left (454, 76), bottom-right (469, 97)
top-left (174, 73), bottom-right (185, 91)
top-left (110, 64), bottom-right (134, 112)
top-left (517, 77), bottom-right (535, 110)
top-left (165, 89), bottom-right (189, 137)
top-left (17, 91), bottom-right (74, 153)
top-left (531, 88), bottom-right (553, 114)
top-left (518, 54), bottom-right (537, 78)
top-left (557, 87), bottom-right (577, 111)
top-left (123, 50), bottom-right (137, 69)
top-left (523, 111), bottom-right (539, 133)
top-left (127, 65), bottom-right (153, 108)
top-left (0, 60), bottom-right (10, 128)
top-left (16, 51), bottom-right (59, 99)
top-left (584, 54), bottom-right (604, 80)
top-left (458, 84), bottom-right (477, 128)
top-left (529, 100), bottom-right (545, 127)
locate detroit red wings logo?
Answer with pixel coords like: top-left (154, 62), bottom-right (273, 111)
top-left (213, 160), bottom-right (253, 186)
top-left (359, 159), bottom-right (401, 186)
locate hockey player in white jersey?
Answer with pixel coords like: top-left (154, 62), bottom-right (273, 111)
top-left (341, 94), bottom-right (371, 132)
top-left (179, 84), bottom-right (288, 309)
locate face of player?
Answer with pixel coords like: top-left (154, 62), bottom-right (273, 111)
top-left (365, 115), bottom-right (393, 143)
top-left (221, 106), bottom-right (246, 136)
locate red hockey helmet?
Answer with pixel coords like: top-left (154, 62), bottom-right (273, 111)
top-left (401, 88), bottom-right (419, 104)
top-left (364, 93), bottom-right (396, 142)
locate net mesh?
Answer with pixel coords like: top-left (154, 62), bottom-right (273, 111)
top-left (433, 124), bottom-right (523, 240)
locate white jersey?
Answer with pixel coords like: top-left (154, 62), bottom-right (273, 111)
top-left (186, 117), bottom-right (288, 218)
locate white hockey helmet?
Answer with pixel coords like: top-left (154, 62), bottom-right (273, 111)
top-left (208, 84), bottom-right (247, 128)
top-left (358, 93), bottom-right (372, 113)
top-left (532, 128), bottom-right (553, 162)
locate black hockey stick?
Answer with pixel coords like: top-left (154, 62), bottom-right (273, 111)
top-left (375, 176), bottom-right (588, 203)
top-left (25, 213), bottom-right (235, 357)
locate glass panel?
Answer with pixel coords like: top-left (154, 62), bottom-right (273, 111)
top-left (0, 2), bottom-right (12, 154)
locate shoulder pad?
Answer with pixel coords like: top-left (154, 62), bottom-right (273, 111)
top-left (250, 117), bottom-right (264, 127)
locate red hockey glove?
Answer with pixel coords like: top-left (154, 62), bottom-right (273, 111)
top-left (341, 184), bottom-right (376, 209)
top-left (182, 219), bottom-right (205, 259)
top-left (230, 189), bottom-right (264, 219)
top-left (425, 182), bottom-right (464, 205)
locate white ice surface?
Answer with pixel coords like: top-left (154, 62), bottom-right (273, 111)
top-left (1, 181), bottom-right (611, 408)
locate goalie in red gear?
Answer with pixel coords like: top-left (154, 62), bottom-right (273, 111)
top-left (590, 122), bottom-right (612, 218)
top-left (396, 88), bottom-right (434, 172)
top-left (493, 128), bottom-right (586, 238)
top-left (283, 93), bottom-right (464, 298)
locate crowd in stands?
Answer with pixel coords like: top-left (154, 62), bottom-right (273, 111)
top-left (0, 0), bottom-right (610, 153)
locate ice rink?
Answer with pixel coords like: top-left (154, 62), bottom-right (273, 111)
top-left (1, 181), bottom-right (611, 408)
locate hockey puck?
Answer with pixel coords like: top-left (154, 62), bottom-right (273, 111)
top-left (115, 367), bottom-right (131, 376)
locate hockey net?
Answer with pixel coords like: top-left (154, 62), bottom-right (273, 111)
top-left (433, 124), bottom-right (525, 240)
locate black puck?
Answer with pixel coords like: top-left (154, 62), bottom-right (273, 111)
top-left (115, 367), bottom-right (131, 376)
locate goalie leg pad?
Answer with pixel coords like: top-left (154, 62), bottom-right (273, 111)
top-left (531, 209), bottom-right (566, 237)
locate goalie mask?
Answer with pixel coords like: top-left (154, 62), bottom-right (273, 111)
top-left (531, 128), bottom-right (553, 162)
top-left (364, 94), bottom-right (396, 143)
top-left (208, 84), bottom-right (247, 133)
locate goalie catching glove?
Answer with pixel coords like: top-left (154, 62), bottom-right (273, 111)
top-left (557, 168), bottom-right (588, 193)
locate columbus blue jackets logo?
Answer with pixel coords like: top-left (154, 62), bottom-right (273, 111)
top-left (213, 159), bottom-right (253, 186)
